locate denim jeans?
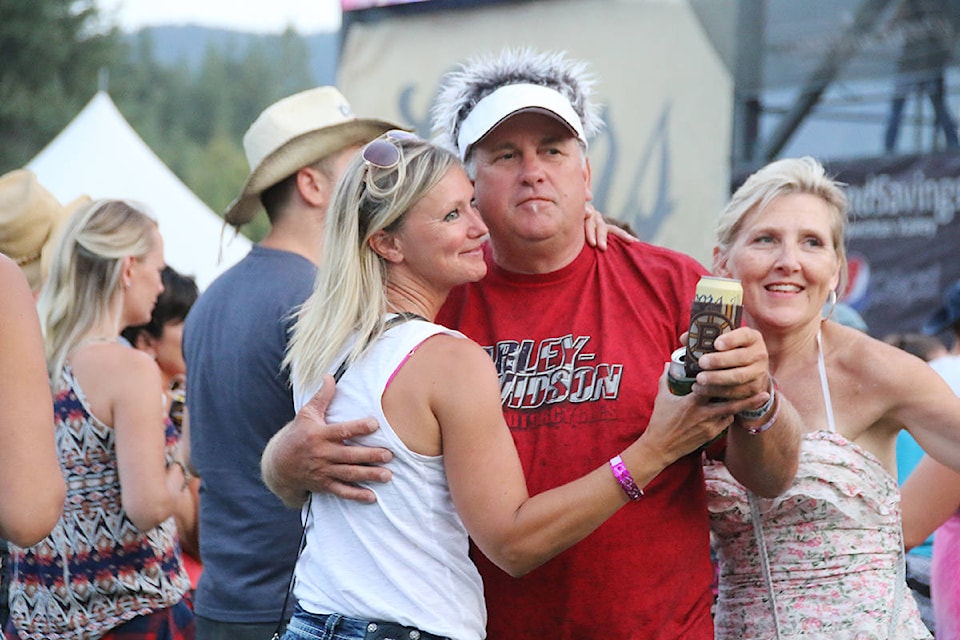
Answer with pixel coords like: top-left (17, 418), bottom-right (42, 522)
top-left (281, 607), bottom-right (448, 640)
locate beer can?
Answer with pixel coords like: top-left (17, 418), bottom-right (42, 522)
top-left (668, 347), bottom-right (695, 395)
top-left (684, 276), bottom-right (743, 377)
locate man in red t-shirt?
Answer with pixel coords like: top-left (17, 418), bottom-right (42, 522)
top-left (262, 49), bottom-right (801, 639)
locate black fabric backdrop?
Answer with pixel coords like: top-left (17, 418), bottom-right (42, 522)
top-left (735, 152), bottom-right (960, 341)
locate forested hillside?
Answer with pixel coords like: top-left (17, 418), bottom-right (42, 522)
top-left (0, 0), bottom-right (339, 241)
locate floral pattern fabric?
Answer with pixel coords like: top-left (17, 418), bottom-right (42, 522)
top-left (706, 431), bottom-right (931, 639)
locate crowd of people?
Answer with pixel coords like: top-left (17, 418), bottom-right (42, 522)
top-left (2, 45), bottom-right (960, 640)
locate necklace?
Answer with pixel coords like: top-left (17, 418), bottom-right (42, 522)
top-left (390, 311), bottom-right (429, 323)
top-left (72, 335), bottom-right (118, 351)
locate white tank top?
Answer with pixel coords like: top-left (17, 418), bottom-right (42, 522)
top-left (292, 318), bottom-right (486, 640)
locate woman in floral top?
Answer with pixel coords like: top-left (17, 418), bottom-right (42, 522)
top-left (704, 157), bottom-right (960, 639)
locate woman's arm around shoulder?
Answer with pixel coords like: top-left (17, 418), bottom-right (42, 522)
top-left (0, 255), bottom-right (65, 546)
top-left (403, 335), bottom-right (636, 577)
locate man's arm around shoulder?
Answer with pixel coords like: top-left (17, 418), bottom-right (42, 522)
top-left (261, 375), bottom-right (394, 507)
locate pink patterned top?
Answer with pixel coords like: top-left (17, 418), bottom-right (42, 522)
top-left (706, 432), bottom-right (930, 639)
top-left (705, 331), bottom-right (931, 639)
top-left (7, 365), bottom-right (190, 640)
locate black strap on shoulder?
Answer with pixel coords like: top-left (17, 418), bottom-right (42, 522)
top-left (273, 310), bottom-right (429, 637)
top-left (332, 359), bottom-right (349, 383)
top-left (331, 313), bottom-right (426, 382)
top-left (387, 311), bottom-right (428, 326)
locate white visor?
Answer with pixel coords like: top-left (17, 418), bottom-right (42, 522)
top-left (456, 83), bottom-right (587, 159)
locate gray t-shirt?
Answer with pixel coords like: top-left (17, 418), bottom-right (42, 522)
top-left (183, 245), bottom-right (315, 623)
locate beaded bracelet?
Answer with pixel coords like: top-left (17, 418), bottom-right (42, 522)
top-left (609, 455), bottom-right (644, 500)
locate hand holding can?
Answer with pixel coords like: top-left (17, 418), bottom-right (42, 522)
top-left (684, 276), bottom-right (743, 378)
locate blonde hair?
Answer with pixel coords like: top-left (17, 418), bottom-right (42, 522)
top-left (715, 156), bottom-right (849, 294)
top-left (37, 199), bottom-right (158, 385)
top-left (285, 135), bottom-right (459, 393)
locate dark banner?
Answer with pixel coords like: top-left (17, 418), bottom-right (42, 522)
top-left (823, 153), bottom-right (960, 340)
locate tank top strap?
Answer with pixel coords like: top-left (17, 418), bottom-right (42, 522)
top-left (816, 327), bottom-right (837, 433)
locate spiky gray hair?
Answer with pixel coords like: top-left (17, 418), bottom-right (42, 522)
top-left (430, 47), bottom-right (603, 157)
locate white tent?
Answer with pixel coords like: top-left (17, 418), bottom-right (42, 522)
top-left (28, 91), bottom-right (251, 290)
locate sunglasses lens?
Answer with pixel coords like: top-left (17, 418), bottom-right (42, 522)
top-left (362, 139), bottom-right (400, 169)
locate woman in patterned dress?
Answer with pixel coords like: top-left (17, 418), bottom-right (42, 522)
top-left (121, 266), bottom-right (202, 597)
top-left (5, 200), bottom-right (194, 640)
top-left (704, 157), bottom-right (960, 639)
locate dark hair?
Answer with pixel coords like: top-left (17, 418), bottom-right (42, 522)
top-left (121, 266), bottom-right (199, 343)
top-left (604, 215), bottom-right (637, 237)
top-left (260, 173), bottom-right (297, 222)
top-left (260, 155), bottom-right (342, 223)
top-left (882, 332), bottom-right (946, 362)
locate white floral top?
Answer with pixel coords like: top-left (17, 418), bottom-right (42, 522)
top-left (705, 331), bottom-right (931, 639)
top-left (706, 432), bottom-right (930, 639)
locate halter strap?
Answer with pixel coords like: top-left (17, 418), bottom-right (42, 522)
top-left (816, 328), bottom-right (837, 433)
top-left (747, 327), bottom-right (905, 639)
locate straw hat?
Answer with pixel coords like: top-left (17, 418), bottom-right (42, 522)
top-left (0, 169), bottom-right (74, 292)
top-left (224, 87), bottom-right (401, 226)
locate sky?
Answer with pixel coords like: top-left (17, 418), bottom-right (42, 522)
top-left (97, 0), bottom-right (342, 34)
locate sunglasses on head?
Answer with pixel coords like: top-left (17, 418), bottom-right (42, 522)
top-left (362, 130), bottom-right (420, 170)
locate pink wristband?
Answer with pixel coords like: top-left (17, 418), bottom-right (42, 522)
top-left (609, 455), bottom-right (643, 500)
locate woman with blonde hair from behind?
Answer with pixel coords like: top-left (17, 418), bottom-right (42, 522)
top-left (5, 200), bottom-right (195, 640)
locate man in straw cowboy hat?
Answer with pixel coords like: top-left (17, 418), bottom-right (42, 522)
top-left (182, 87), bottom-right (400, 640)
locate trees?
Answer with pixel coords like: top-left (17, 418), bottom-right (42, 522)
top-left (113, 27), bottom-right (323, 240)
top-left (0, 0), bottom-right (120, 171)
top-left (1, 2), bottom-right (324, 241)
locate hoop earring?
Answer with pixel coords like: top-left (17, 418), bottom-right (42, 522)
top-left (824, 289), bottom-right (838, 321)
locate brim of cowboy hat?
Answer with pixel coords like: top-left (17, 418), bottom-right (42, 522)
top-left (224, 118), bottom-right (400, 226)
